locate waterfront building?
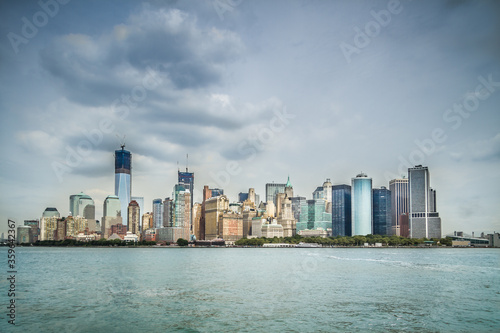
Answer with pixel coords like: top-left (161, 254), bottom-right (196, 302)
top-left (101, 195), bottom-right (122, 239)
top-left (408, 165), bottom-right (441, 239)
top-left (221, 212), bottom-right (243, 241)
top-left (400, 213), bottom-right (409, 238)
top-left (128, 200), bottom-right (140, 236)
top-left (298, 228), bottom-right (329, 238)
top-left (389, 178), bottom-right (409, 236)
top-left (65, 216), bottom-right (88, 238)
top-left (372, 187), bottom-right (391, 236)
top-left (261, 219), bottom-right (284, 238)
top-left (24, 220), bottom-right (40, 242)
top-left (110, 223), bottom-right (127, 239)
top-left (153, 198), bottom-right (163, 229)
top-left (351, 173), bottom-right (372, 236)
top-left (17, 225), bottom-right (32, 244)
top-left (331, 184), bottom-right (351, 236)
top-left (205, 195), bottom-right (229, 240)
top-left (40, 207), bottom-right (60, 241)
top-left (115, 144), bottom-right (132, 226)
top-left (251, 217), bottom-right (265, 237)
top-left (297, 199), bottom-right (331, 232)
top-left (57, 218), bottom-right (66, 240)
top-left (192, 203), bottom-right (202, 241)
top-left (242, 206), bottom-right (258, 238)
top-left (266, 182), bottom-right (286, 206)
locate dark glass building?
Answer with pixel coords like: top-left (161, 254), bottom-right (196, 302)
top-left (178, 169), bottom-right (194, 231)
top-left (331, 185), bottom-right (351, 236)
top-left (115, 145), bottom-right (131, 226)
top-left (372, 187), bottom-right (391, 236)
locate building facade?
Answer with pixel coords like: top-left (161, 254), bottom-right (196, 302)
top-left (331, 185), bottom-right (351, 237)
top-left (372, 187), bottom-right (391, 236)
top-left (389, 178), bottom-right (409, 236)
top-left (351, 173), bottom-right (372, 236)
top-left (408, 165), bottom-right (441, 239)
top-left (115, 145), bottom-right (132, 226)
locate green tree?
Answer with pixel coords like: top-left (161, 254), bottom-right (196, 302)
top-left (177, 238), bottom-right (189, 246)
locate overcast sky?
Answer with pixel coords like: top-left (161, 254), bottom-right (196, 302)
top-left (1, 0), bottom-right (499, 236)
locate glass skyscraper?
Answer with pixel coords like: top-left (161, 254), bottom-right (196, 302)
top-left (408, 165), bottom-right (441, 239)
top-left (115, 145), bottom-right (131, 226)
top-left (69, 192), bottom-right (95, 219)
top-left (331, 184), bottom-right (351, 236)
top-left (153, 198), bottom-right (163, 228)
top-left (178, 170), bottom-right (194, 231)
top-left (351, 173), bottom-right (372, 236)
top-left (389, 178), bottom-right (409, 236)
top-left (372, 187), bottom-right (391, 236)
top-left (266, 182), bottom-right (286, 206)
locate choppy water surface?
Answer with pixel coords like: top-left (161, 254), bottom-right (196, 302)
top-left (1, 247), bottom-right (499, 332)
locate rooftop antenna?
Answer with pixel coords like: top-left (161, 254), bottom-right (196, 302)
top-left (186, 153), bottom-right (189, 172)
top-left (177, 161), bottom-right (179, 171)
top-left (116, 134), bottom-right (126, 149)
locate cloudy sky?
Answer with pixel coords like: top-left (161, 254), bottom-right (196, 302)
top-left (1, 0), bottom-right (499, 236)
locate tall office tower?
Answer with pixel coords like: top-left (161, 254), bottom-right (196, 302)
top-left (152, 198), bottom-right (163, 228)
top-left (351, 173), bottom-right (373, 236)
top-left (313, 179), bottom-right (333, 213)
top-left (296, 199), bottom-right (331, 232)
top-left (389, 178), bottom-right (409, 236)
top-left (69, 192), bottom-right (95, 219)
top-left (372, 187), bottom-right (391, 236)
top-left (101, 195), bottom-right (122, 238)
top-left (192, 203), bottom-right (202, 240)
top-left (24, 220), bottom-right (40, 242)
top-left (40, 207), bottom-right (60, 241)
top-left (205, 194), bottom-right (229, 240)
top-left (115, 144), bottom-right (132, 226)
top-left (331, 185), bottom-right (352, 236)
top-left (17, 225), bottom-right (33, 244)
top-left (291, 196), bottom-right (307, 222)
top-left (277, 196), bottom-right (296, 237)
top-left (266, 182), bottom-right (286, 206)
top-left (178, 169), bottom-right (194, 231)
top-left (128, 200), bottom-right (140, 235)
top-left (408, 165), bottom-right (441, 239)
top-left (131, 196), bottom-right (144, 218)
top-left (162, 198), bottom-right (174, 227)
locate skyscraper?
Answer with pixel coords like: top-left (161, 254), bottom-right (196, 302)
top-left (40, 207), bottom-right (60, 241)
top-left (102, 194), bottom-right (122, 238)
top-left (128, 200), bottom-right (140, 235)
top-left (115, 144), bottom-right (131, 226)
top-left (178, 169), bottom-right (194, 231)
top-left (153, 198), bottom-right (163, 228)
top-left (351, 173), bottom-right (372, 236)
top-left (408, 165), bottom-right (441, 239)
top-left (372, 187), bottom-right (391, 236)
top-left (331, 184), bottom-right (351, 236)
top-left (389, 178), bottom-right (409, 236)
top-left (266, 182), bottom-right (286, 206)
top-left (69, 192), bottom-right (95, 219)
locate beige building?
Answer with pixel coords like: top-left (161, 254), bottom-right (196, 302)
top-left (261, 219), bottom-right (284, 238)
top-left (192, 203), bottom-right (202, 241)
top-left (205, 195), bottom-right (229, 240)
top-left (277, 196), bottom-right (296, 237)
top-left (128, 200), bottom-right (140, 237)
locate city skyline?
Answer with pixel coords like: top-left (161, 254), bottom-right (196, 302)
top-left (1, 0), bottom-right (499, 236)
